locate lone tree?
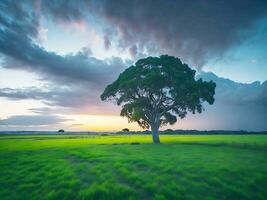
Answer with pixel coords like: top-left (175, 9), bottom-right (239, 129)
top-left (101, 55), bottom-right (216, 143)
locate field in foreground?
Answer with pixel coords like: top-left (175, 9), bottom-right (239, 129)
top-left (0, 134), bottom-right (267, 200)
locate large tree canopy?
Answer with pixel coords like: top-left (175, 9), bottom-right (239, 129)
top-left (101, 55), bottom-right (216, 143)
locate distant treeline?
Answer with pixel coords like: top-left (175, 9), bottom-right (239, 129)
top-left (117, 129), bottom-right (267, 135)
top-left (0, 130), bottom-right (266, 135)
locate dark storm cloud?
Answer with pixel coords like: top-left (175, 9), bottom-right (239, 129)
top-left (34, 0), bottom-right (267, 66)
top-left (2, 0), bottom-right (267, 83)
top-left (0, 0), bottom-right (39, 38)
top-left (39, 0), bottom-right (89, 23)
top-left (14, 0), bottom-right (267, 67)
top-left (92, 0), bottom-right (267, 66)
top-left (0, 115), bottom-right (66, 126)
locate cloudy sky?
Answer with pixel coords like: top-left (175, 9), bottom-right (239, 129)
top-left (0, 0), bottom-right (266, 131)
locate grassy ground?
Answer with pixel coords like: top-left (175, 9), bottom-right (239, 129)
top-left (0, 134), bottom-right (266, 200)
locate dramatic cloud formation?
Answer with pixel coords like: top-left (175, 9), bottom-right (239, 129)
top-left (0, 0), bottom-right (266, 131)
top-left (0, 0), bottom-right (127, 117)
top-left (199, 73), bottom-right (267, 108)
top-left (0, 1), bottom-right (126, 86)
top-left (195, 72), bottom-right (267, 131)
top-left (4, 0), bottom-right (265, 67)
top-left (1, 0), bottom-right (266, 79)
top-left (94, 0), bottom-right (267, 66)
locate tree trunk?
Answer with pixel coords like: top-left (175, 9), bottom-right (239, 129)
top-left (151, 124), bottom-right (160, 144)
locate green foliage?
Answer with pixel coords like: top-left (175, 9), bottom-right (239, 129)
top-left (0, 135), bottom-right (267, 200)
top-left (101, 55), bottom-right (216, 131)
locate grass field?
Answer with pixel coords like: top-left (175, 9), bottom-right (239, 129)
top-left (0, 134), bottom-right (267, 200)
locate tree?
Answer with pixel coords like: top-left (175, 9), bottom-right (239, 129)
top-left (101, 55), bottom-right (216, 143)
top-left (122, 128), bottom-right (130, 132)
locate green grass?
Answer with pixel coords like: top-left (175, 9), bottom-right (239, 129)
top-left (0, 134), bottom-right (267, 200)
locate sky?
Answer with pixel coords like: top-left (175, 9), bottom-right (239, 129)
top-left (0, 0), bottom-right (266, 131)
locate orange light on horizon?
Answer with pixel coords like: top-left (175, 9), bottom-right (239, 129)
top-left (64, 114), bottom-right (143, 132)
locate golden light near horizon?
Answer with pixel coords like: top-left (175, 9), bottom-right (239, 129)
top-left (66, 114), bottom-right (143, 132)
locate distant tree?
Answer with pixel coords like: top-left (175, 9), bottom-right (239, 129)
top-left (58, 129), bottom-right (64, 133)
top-left (165, 129), bottom-right (174, 132)
top-left (101, 55), bottom-right (216, 143)
top-left (122, 128), bottom-right (130, 132)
